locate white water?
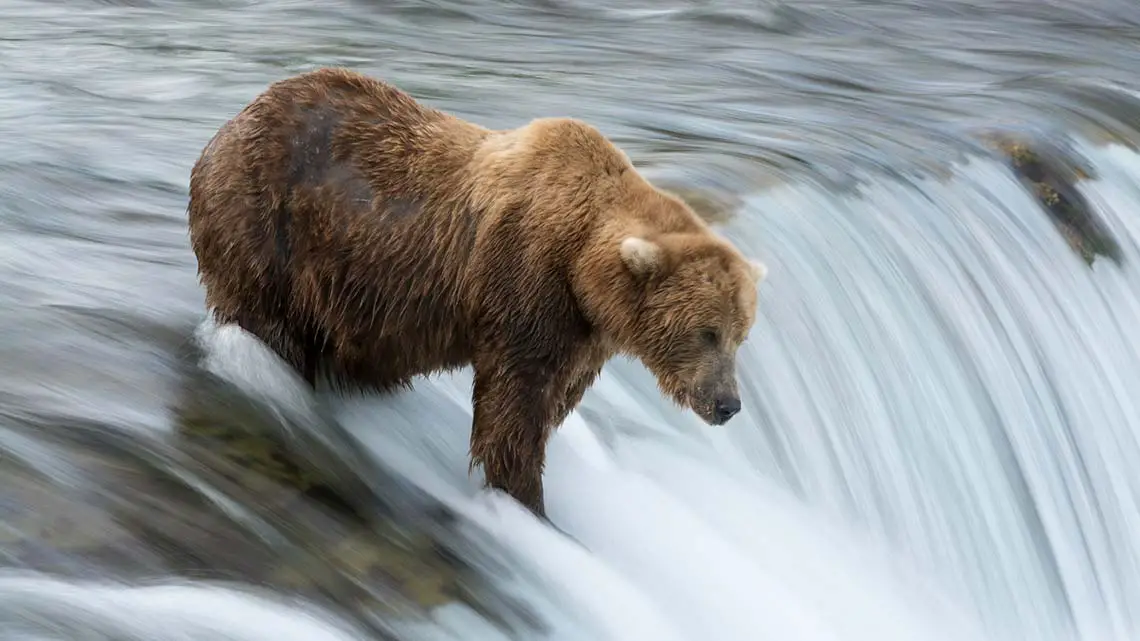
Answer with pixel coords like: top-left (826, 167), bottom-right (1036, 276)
top-left (0, 572), bottom-right (369, 641)
top-left (7, 140), bottom-right (1138, 641)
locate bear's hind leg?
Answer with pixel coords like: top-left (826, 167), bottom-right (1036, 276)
top-left (291, 322), bottom-right (329, 388)
top-left (211, 307), bottom-right (320, 388)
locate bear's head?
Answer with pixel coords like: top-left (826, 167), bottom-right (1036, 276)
top-left (616, 232), bottom-right (766, 426)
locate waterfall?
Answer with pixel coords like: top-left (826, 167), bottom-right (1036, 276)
top-left (4, 0), bottom-right (1140, 634)
top-left (170, 137), bottom-right (1140, 641)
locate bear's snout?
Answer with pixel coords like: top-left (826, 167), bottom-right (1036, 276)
top-left (713, 396), bottom-right (741, 424)
top-left (685, 355), bottom-right (742, 426)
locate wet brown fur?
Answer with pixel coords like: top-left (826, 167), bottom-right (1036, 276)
top-left (187, 67), bottom-right (767, 518)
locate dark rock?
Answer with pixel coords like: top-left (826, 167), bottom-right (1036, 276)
top-left (982, 131), bottom-right (1123, 267)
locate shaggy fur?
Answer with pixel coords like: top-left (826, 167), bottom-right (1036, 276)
top-left (187, 67), bottom-right (768, 517)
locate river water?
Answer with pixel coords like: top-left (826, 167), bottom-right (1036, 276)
top-left (3, 0), bottom-right (1140, 640)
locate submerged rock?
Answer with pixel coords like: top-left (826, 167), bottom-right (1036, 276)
top-left (0, 358), bottom-right (544, 639)
top-left (982, 131), bottom-right (1123, 267)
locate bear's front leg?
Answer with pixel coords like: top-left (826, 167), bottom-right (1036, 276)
top-left (468, 349), bottom-right (567, 519)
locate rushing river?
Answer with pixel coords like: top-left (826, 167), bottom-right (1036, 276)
top-left (3, 0), bottom-right (1140, 639)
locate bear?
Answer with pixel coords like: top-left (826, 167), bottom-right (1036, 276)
top-left (187, 67), bottom-right (768, 519)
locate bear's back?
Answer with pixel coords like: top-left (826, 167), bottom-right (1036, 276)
top-left (188, 68), bottom-right (493, 390)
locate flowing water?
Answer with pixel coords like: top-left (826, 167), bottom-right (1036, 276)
top-left (3, 0), bottom-right (1140, 639)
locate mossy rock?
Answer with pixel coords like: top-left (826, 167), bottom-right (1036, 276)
top-left (981, 131), bottom-right (1123, 267)
top-left (0, 363), bottom-right (543, 638)
top-left (159, 366), bottom-right (537, 629)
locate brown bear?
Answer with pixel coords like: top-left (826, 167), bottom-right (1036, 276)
top-left (187, 67), bottom-right (767, 519)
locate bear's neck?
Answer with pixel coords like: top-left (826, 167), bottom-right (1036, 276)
top-left (568, 220), bottom-right (652, 357)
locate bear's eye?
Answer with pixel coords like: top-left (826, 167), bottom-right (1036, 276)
top-left (698, 329), bottom-right (719, 347)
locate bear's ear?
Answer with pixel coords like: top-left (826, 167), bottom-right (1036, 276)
top-left (748, 259), bottom-right (768, 283)
top-left (620, 237), bottom-right (664, 278)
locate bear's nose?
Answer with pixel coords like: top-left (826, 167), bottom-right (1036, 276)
top-left (714, 397), bottom-right (741, 423)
